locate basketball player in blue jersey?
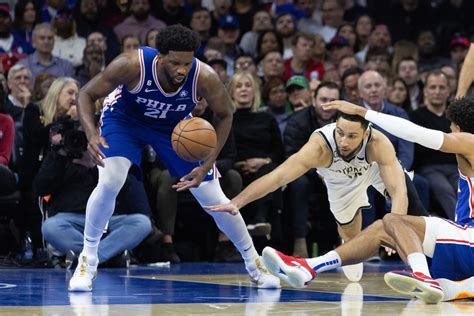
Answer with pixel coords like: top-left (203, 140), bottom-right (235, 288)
top-left (68, 24), bottom-right (280, 291)
top-left (255, 98), bottom-right (474, 304)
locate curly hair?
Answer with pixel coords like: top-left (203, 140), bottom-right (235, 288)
top-left (446, 97), bottom-right (474, 134)
top-left (156, 24), bottom-right (201, 54)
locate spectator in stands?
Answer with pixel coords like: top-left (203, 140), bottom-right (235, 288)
top-left (217, 15), bottom-right (243, 76)
top-left (121, 34), bottom-right (140, 53)
top-left (13, 0), bottom-right (41, 54)
top-left (228, 72), bottom-right (284, 237)
top-left (275, 11), bottom-right (297, 60)
top-left (317, 0), bottom-right (345, 42)
top-left (17, 23), bottom-right (74, 84)
top-left (113, 0), bottom-right (166, 44)
top-left (75, 0), bottom-right (120, 62)
top-left (387, 76), bottom-right (412, 114)
top-left (416, 29), bottom-right (451, 76)
top-left (41, 0), bottom-right (66, 23)
top-left (284, 33), bottom-right (324, 82)
top-left (155, 0), bottom-right (190, 27)
top-left (20, 77), bottom-right (79, 192)
top-left (36, 148), bottom-right (152, 267)
top-left (410, 71), bottom-right (457, 220)
top-left (336, 23), bottom-right (357, 50)
top-left (86, 31), bottom-right (115, 65)
top-left (0, 3), bottom-right (30, 73)
top-left (327, 35), bottom-right (353, 67)
top-left (283, 82), bottom-right (339, 257)
top-left (0, 84), bottom-right (16, 196)
top-left (189, 7), bottom-right (211, 57)
top-left (239, 9), bottom-right (273, 58)
top-left (51, 8), bottom-right (86, 68)
top-left (440, 65), bottom-right (457, 98)
top-left (337, 54), bottom-right (358, 78)
top-left (234, 54), bottom-right (257, 76)
top-left (260, 51), bottom-right (285, 83)
top-left (75, 43), bottom-right (104, 87)
top-left (364, 46), bottom-right (392, 79)
top-left (5, 64), bottom-right (32, 122)
top-left (31, 72), bottom-right (56, 102)
top-left (262, 77), bottom-right (290, 138)
top-left (256, 30), bottom-right (284, 62)
top-left (295, 0), bottom-right (322, 35)
top-left (341, 66), bottom-right (363, 104)
top-left (387, 0), bottom-right (434, 43)
top-left (210, 0), bottom-right (232, 36)
top-left (355, 24), bottom-right (392, 66)
top-left (449, 35), bottom-right (470, 70)
top-left (354, 14), bottom-right (373, 53)
top-left (396, 57), bottom-right (423, 111)
top-left (286, 75), bottom-right (312, 112)
top-left (208, 58), bottom-right (228, 83)
top-left (391, 40), bottom-right (419, 75)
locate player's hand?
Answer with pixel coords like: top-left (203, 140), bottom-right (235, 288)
top-left (87, 134), bottom-right (108, 167)
top-left (322, 100), bottom-right (367, 117)
top-left (172, 166), bottom-right (207, 191)
top-left (384, 246), bottom-right (397, 256)
top-left (204, 201), bottom-right (240, 216)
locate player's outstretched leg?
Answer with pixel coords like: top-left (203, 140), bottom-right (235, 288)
top-left (384, 270), bottom-right (444, 304)
top-left (190, 179), bottom-right (280, 289)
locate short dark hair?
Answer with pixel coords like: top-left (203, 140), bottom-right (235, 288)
top-left (314, 81), bottom-right (339, 98)
top-left (156, 24), bottom-right (201, 55)
top-left (446, 97), bottom-right (474, 134)
top-left (341, 67), bottom-right (364, 83)
top-left (336, 111), bottom-right (369, 130)
top-left (396, 56), bottom-right (418, 73)
top-left (366, 46), bottom-right (390, 63)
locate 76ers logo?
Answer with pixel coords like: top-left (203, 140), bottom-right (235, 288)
top-left (179, 90), bottom-right (188, 98)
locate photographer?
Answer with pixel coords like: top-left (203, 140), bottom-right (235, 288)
top-left (35, 116), bottom-right (152, 267)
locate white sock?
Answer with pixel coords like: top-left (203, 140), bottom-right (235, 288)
top-left (306, 250), bottom-right (342, 274)
top-left (407, 252), bottom-right (431, 277)
top-left (82, 157), bottom-right (131, 260)
top-left (190, 179), bottom-right (259, 267)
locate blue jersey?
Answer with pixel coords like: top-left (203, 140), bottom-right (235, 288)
top-left (455, 170), bottom-right (474, 226)
top-left (97, 47), bottom-right (218, 181)
top-left (101, 46), bottom-right (201, 132)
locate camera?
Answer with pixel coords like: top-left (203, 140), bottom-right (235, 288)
top-left (50, 116), bottom-right (88, 158)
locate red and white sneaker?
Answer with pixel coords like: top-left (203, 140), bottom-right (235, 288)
top-left (262, 247), bottom-right (315, 288)
top-left (384, 270), bottom-right (444, 304)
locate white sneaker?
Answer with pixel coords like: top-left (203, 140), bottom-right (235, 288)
top-left (247, 257), bottom-right (281, 289)
top-left (437, 277), bottom-right (474, 301)
top-left (68, 254), bottom-right (99, 292)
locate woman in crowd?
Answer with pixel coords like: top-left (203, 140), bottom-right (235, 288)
top-left (388, 76), bottom-right (412, 113)
top-left (227, 72), bottom-right (284, 237)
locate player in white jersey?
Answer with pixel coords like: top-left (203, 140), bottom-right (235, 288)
top-left (206, 110), bottom-right (427, 281)
top-left (259, 97), bottom-right (474, 304)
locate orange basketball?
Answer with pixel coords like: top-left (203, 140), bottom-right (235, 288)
top-left (171, 117), bottom-right (217, 162)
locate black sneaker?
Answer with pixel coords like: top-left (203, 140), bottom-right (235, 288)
top-left (101, 250), bottom-right (131, 268)
top-left (247, 223), bottom-right (272, 237)
top-left (160, 243), bottom-right (180, 264)
top-left (65, 250), bottom-right (78, 270)
top-left (214, 241), bottom-right (243, 263)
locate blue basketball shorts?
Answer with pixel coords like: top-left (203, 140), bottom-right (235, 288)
top-left (98, 115), bottom-right (219, 181)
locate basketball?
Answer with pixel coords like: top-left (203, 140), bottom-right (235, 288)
top-left (171, 117), bottom-right (217, 162)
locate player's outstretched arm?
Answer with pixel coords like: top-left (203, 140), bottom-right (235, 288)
top-left (323, 100), bottom-right (474, 157)
top-left (78, 52), bottom-right (139, 166)
top-left (368, 131), bottom-right (408, 215)
top-left (206, 133), bottom-right (330, 214)
top-left (456, 43), bottom-right (474, 98)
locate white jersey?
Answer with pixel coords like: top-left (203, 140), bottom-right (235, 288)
top-left (315, 123), bottom-right (386, 224)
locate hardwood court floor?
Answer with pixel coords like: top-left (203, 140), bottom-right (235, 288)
top-left (0, 261), bottom-right (472, 315)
